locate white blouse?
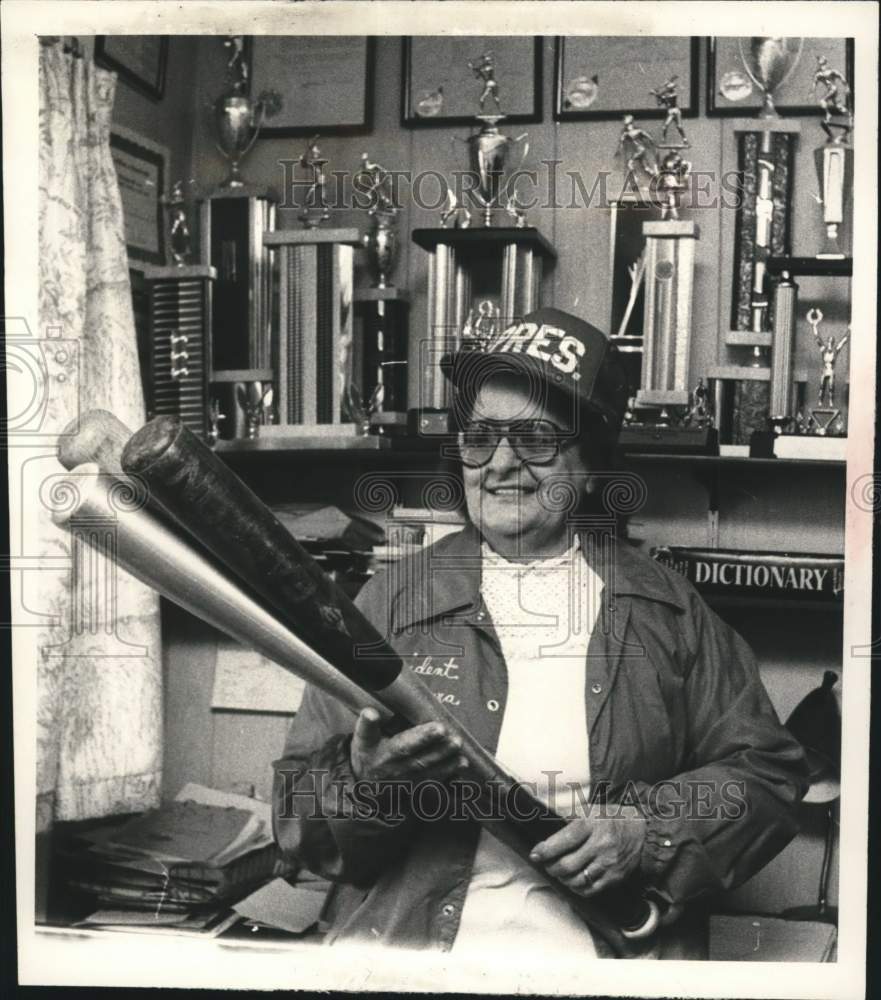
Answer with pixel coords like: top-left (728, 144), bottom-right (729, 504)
top-left (453, 539), bottom-right (603, 955)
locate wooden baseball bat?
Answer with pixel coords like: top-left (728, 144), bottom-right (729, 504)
top-left (121, 417), bottom-right (661, 953)
top-left (58, 410), bottom-right (133, 473)
top-left (51, 465), bottom-right (394, 726)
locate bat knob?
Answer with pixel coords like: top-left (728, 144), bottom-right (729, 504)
top-left (620, 898), bottom-right (662, 941)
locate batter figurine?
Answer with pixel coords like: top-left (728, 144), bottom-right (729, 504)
top-left (468, 50), bottom-right (502, 115)
top-left (650, 74), bottom-right (689, 147)
top-left (616, 114), bottom-right (658, 178)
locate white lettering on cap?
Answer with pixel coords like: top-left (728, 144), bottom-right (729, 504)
top-left (488, 322), bottom-right (586, 381)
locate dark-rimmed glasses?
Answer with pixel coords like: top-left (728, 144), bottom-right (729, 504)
top-left (458, 419), bottom-right (574, 468)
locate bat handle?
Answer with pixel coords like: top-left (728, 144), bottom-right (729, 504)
top-left (601, 885), bottom-right (664, 940)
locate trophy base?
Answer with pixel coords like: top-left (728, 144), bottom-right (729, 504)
top-left (773, 434), bottom-right (847, 462)
top-left (619, 425), bottom-right (718, 455)
top-left (409, 408), bottom-right (451, 437)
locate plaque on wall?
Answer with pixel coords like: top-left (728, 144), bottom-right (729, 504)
top-left (403, 36), bottom-right (541, 125)
top-left (707, 37), bottom-right (854, 116)
top-left (554, 37), bottom-right (698, 120)
top-left (250, 36), bottom-right (374, 135)
top-left (95, 35), bottom-right (168, 101)
top-left (110, 127), bottom-right (168, 266)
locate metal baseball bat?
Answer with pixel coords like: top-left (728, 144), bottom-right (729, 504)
top-left (51, 465), bottom-right (393, 723)
top-left (120, 417), bottom-right (661, 953)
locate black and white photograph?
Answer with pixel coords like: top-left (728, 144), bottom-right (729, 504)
top-left (3, 2), bottom-right (878, 997)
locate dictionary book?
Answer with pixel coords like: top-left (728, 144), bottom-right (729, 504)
top-left (651, 547), bottom-right (844, 603)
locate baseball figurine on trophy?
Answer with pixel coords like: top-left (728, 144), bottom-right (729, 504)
top-left (351, 153), bottom-right (409, 435)
top-left (811, 56), bottom-right (853, 259)
top-left (615, 82), bottom-right (711, 453)
top-left (464, 50), bottom-right (529, 228)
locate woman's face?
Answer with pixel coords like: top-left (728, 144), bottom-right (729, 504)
top-left (461, 374), bottom-right (593, 560)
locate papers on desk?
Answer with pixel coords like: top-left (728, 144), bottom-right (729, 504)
top-left (211, 642), bottom-right (306, 714)
top-left (233, 876), bottom-right (330, 935)
top-left (64, 783), bottom-right (287, 922)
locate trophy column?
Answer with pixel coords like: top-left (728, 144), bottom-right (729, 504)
top-left (353, 289), bottom-right (410, 433)
top-left (638, 220), bottom-right (699, 409)
top-left (720, 121), bottom-right (800, 444)
top-left (142, 264), bottom-right (216, 440)
top-left (411, 227), bottom-right (556, 432)
top-left (264, 229), bottom-right (360, 434)
top-left (814, 142), bottom-right (853, 259)
top-left (199, 190), bottom-right (276, 370)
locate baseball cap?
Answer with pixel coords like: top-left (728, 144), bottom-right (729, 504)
top-left (440, 307), bottom-right (630, 433)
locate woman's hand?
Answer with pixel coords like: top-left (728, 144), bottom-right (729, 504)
top-left (529, 808), bottom-right (647, 897)
top-left (350, 707), bottom-right (469, 784)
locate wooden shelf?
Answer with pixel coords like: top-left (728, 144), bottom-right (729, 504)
top-left (215, 435), bottom-right (845, 469)
top-left (625, 452), bottom-right (845, 469)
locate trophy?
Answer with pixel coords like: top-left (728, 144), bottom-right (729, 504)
top-left (296, 136), bottom-right (331, 229)
top-left (161, 179), bottom-right (194, 266)
top-left (356, 153), bottom-right (399, 288)
top-left (614, 87), bottom-right (701, 441)
top-left (798, 308), bottom-right (849, 436)
top-left (712, 39), bottom-right (804, 445)
top-left (734, 37), bottom-right (804, 118)
top-left (212, 36), bottom-right (281, 189)
top-left (812, 56), bottom-right (853, 258)
top-left (464, 51), bottom-right (529, 227)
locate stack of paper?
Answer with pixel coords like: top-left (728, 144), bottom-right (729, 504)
top-left (63, 784), bottom-right (288, 930)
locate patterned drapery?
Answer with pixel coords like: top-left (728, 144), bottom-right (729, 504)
top-left (35, 41), bottom-right (162, 829)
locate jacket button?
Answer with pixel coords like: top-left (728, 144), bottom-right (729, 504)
top-left (591, 683), bottom-right (603, 695)
top-left (476, 611), bottom-right (485, 620)
top-left (442, 904), bottom-right (456, 917)
top-left (663, 839), bottom-right (672, 848)
top-left (486, 699), bottom-right (500, 712)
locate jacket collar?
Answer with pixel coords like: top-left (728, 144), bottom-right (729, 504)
top-left (391, 521), bottom-right (687, 633)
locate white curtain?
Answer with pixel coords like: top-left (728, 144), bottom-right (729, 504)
top-left (35, 41), bottom-right (163, 830)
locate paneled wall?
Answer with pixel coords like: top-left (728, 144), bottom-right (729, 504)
top-left (121, 35), bottom-right (850, 917)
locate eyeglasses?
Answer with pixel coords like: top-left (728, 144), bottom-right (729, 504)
top-left (458, 419), bottom-right (574, 468)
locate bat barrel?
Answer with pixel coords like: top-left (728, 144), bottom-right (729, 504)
top-left (51, 465), bottom-right (391, 724)
top-left (122, 416), bottom-right (403, 693)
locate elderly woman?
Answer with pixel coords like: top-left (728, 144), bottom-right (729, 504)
top-left (273, 307), bottom-right (807, 958)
